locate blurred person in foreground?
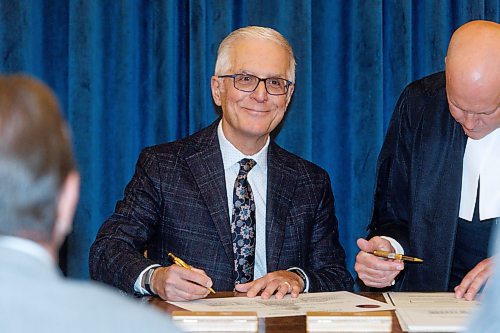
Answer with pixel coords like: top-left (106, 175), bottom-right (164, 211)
top-left (355, 20), bottom-right (500, 300)
top-left (465, 224), bottom-right (500, 333)
top-left (0, 75), bottom-right (181, 333)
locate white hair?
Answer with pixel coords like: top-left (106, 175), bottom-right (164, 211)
top-left (214, 26), bottom-right (296, 82)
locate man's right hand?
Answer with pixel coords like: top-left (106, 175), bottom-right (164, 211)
top-left (354, 237), bottom-right (404, 288)
top-left (151, 265), bottom-right (213, 301)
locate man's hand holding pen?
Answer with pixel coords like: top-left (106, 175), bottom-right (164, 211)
top-left (151, 263), bottom-right (214, 302)
top-left (355, 236), bottom-right (405, 288)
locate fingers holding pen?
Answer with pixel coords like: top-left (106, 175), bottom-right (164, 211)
top-left (355, 257), bottom-right (403, 288)
top-left (356, 237), bottom-right (403, 268)
top-left (355, 237), bottom-right (404, 288)
top-left (152, 265), bottom-right (213, 301)
top-left (357, 237), bottom-right (395, 254)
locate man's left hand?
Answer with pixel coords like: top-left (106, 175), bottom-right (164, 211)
top-left (234, 270), bottom-right (304, 299)
top-left (454, 257), bottom-right (494, 301)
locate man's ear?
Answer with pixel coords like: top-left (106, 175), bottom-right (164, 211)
top-left (53, 171), bottom-right (80, 246)
top-left (211, 76), bottom-right (223, 106)
top-left (285, 83), bottom-right (295, 109)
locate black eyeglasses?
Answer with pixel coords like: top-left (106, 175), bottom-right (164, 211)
top-left (218, 74), bottom-right (293, 95)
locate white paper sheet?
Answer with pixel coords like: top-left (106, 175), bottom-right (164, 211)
top-left (384, 292), bottom-right (479, 332)
top-left (168, 291), bottom-right (394, 318)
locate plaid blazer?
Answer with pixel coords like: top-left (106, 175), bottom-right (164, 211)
top-left (90, 120), bottom-right (353, 293)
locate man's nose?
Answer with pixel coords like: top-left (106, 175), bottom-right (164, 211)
top-left (462, 112), bottom-right (478, 130)
top-left (250, 80), bottom-right (269, 102)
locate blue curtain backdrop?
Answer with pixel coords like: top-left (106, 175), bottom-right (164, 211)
top-left (1, 0), bottom-right (499, 284)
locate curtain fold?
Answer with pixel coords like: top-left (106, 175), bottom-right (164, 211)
top-left (1, 0), bottom-right (498, 283)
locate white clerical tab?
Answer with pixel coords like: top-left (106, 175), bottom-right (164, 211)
top-left (459, 128), bottom-right (500, 221)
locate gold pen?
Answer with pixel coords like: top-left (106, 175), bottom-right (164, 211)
top-left (369, 250), bottom-right (423, 263)
top-left (167, 252), bottom-right (216, 294)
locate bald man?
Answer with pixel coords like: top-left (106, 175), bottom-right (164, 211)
top-left (355, 20), bottom-right (500, 300)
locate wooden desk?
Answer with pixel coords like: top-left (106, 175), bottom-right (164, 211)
top-left (149, 292), bottom-right (403, 333)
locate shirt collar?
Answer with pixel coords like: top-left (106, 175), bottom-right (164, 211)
top-left (0, 235), bottom-right (54, 266)
top-left (217, 120), bottom-right (269, 172)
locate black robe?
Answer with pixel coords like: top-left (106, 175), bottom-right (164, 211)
top-left (368, 71), bottom-right (469, 291)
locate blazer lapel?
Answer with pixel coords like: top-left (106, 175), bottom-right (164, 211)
top-left (265, 142), bottom-right (298, 272)
top-left (184, 123), bottom-right (234, 268)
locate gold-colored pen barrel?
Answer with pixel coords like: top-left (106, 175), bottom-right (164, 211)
top-left (371, 250), bottom-right (423, 263)
top-left (168, 252), bottom-right (189, 268)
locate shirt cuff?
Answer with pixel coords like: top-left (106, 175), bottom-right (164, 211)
top-left (287, 267), bottom-right (310, 293)
top-left (380, 236), bottom-right (404, 255)
top-left (380, 236), bottom-right (404, 287)
top-left (133, 264), bottom-right (161, 295)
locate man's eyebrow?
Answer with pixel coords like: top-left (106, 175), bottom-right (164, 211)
top-left (237, 70), bottom-right (286, 78)
top-left (449, 98), bottom-right (498, 115)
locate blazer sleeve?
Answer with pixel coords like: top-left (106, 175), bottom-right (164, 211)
top-left (89, 148), bottom-right (163, 293)
top-left (367, 85), bottom-right (415, 251)
top-left (303, 172), bottom-right (354, 292)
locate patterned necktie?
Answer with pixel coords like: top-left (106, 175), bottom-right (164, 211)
top-left (231, 158), bottom-right (257, 284)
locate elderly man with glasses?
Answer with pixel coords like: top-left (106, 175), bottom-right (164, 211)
top-left (90, 26), bottom-right (353, 301)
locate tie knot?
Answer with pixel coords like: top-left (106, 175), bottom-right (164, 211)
top-left (238, 158), bottom-right (256, 175)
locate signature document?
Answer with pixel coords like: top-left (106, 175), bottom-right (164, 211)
top-left (168, 291), bottom-right (394, 318)
top-left (384, 292), bottom-right (478, 332)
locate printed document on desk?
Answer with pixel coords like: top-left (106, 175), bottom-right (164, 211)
top-left (168, 291), bottom-right (394, 318)
top-left (384, 292), bottom-right (479, 332)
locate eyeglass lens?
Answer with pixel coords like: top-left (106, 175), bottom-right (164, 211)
top-left (234, 74), bottom-right (288, 95)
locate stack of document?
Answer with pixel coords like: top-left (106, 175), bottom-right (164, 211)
top-left (171, 311), bottom-right (258, 332)
top-left (168, 292), bottom-right (395, 318)
top-left (306, 310), bottom-right (392, 332)
top-left (384, 292), bottom-right (479, 332)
